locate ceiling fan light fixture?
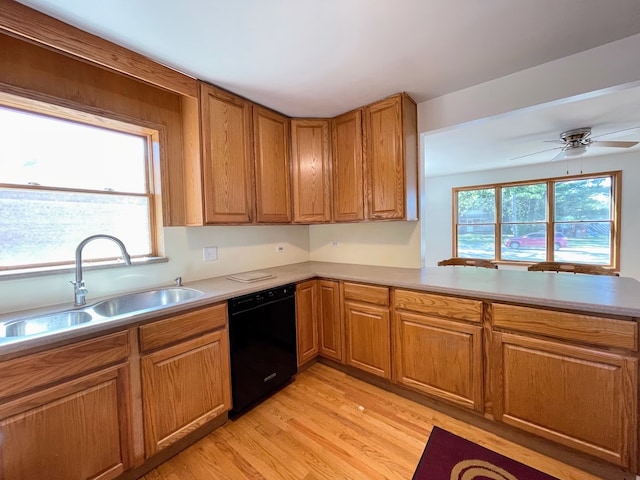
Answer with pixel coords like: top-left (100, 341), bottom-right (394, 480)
top-left (564, 145), bottom-right (587, 157)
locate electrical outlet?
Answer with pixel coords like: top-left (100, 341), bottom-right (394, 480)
top-left (203, 246), bottom-right (218, 261)
top-left (276, 245), bottom-right (285, 253)
top-left (331, 241), bottom-right (340, 247)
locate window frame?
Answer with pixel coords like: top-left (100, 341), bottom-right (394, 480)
top-left (452, 171), bottom-right (621, 269)
top-left (0, 91), bottom-right (163, 273)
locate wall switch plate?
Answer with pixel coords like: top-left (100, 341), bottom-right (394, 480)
top-left (276, 245), bottom-right (285, 253)
top-left (203, 246), bottom-right (218, 261)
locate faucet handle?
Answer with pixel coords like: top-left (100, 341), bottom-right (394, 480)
top-left (70, 280), bottom-right (88, 294)
top-left (175, 276), bottom-right (183, 287)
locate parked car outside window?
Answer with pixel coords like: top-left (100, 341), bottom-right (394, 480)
top-left (504, 232), bottom-right (568, 250)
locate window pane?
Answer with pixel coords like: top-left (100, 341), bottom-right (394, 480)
top-left (457, 188), bottom-right (495, 224)
top-left (501, 183), bottom-right (546, 223)
top-left (0, 106), bottom-right (147, 193)
top-left (555, 222), bottom-right (611, 264)
top-left (456, 188), bottom-right (495, 259)
top-left (0, 188), bottom-right (150, 268)
top-left (501, 224), bottom-right (547, 262)
top-left (555, 177), bottom-right (612, 221)
top-left (457, 226), bottom-right (495, 259)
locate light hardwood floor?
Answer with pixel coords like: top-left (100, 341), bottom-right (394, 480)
top-left (141, 363), bottom-right (610, 480)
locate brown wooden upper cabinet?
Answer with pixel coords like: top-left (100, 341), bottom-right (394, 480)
top-left (182, 85), bottom-right (417, 225)
top-left (184, 83), bottom-right (255, 225)
top-left (253, 106), bottom-right (292, 223)
top-left (364, 93), bottom-right (418, 220)
top-left (291, 119), bottom-right (332, 223)
top-left (331, 109), bottom-right (365, 222)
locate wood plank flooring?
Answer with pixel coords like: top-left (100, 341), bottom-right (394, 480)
top-left (141, 363), bottom-right (611, 480)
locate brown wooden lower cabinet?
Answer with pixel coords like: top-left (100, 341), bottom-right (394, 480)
top-left (344, 301), bottom-right (391, 379)
top-left (491, 331), bottom-right (637, 469)
top-left (395, 311), bottom-right (483, 411)
top-left (0, 332), bottom-right (131, 480)
top-left (296, 280), bottom-right (319, 365)
top-left (141, 329), bottom-right (231, 457)
top-left (317, 279), bottom-right (342, 362)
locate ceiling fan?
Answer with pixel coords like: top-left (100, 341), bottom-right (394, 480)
top-left (511, 126), bottom-right (639, 161)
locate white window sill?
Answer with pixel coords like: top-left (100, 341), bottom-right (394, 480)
top-left (0, 257), bottom-right (168, 281)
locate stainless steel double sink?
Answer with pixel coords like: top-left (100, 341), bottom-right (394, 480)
top-left (0, 287), bottom-right (204, 340)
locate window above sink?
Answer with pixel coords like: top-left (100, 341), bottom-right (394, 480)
top-left (0, 96), bottom-right (163, 275)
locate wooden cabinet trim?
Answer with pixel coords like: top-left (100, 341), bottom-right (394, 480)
top-left (492, 303), bottom-right (638, 351)
top-left (0, 1), bottom-right (198, 98)
top-left (139, 303), bottom-right (227, 353)
top-left (0, 331), bottom-right (129, 400)
top-left (343, 282), bottom-right (390, 306)
top-left (394, 289), bottom-right (482, 323)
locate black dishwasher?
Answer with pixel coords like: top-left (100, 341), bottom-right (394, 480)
top-left (227, 283), bottom-right (297, 416)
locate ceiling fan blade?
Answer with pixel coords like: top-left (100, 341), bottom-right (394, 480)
top-left (591, 125), bottom-right (640, 140)
top-left (552, 149), bottom-right (568, 161)
top-left (510, 146), bottom-right (562, 161)
top-left (591, 140), bottom-right (638, 148)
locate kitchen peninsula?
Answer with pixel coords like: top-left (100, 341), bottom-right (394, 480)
top-left (1, 262), bottom-right (639, 479)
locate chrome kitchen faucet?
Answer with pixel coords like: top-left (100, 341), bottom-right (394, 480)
top-left (71, 234), bottom-right (132, 306)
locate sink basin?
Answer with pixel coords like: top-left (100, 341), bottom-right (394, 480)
top-left (1, 310), bottom-right (93, 338)
top-left (90, 287), bottom-right (203, 317)
top-left (0, 287), bottom-right (205, 341)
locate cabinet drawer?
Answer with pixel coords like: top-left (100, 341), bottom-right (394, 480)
top-left (492, 303), bottom-right (637, 351)
top-left (394, 289), bottom-right (482, 323)
top-left (343, 282), bottom-right (389, 306)
top-left (0, 331), bottom-right (129, 400)
top-left (139, 303), bottom-right (227, 353)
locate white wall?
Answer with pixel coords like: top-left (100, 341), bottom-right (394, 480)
top-left (422, 151), bottom-right (640, 279)
top-left (418, 33), bottom-right (640, 134)
top-left (0, 225), bottom-right (309, 314)
top-left (309, 221), bottom-right (422, 268)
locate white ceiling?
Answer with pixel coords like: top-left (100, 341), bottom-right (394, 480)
top-left (424, 85), bottom-right (640, 176)
top-left (14, 0), bottom-right (640, 176)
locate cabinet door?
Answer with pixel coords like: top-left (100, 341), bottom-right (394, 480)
top-left (141, 329), bottom-right (231, 457)
top-left (296, 280), bottom-right (319, 365)
top-left (395, 311), bottom-right (483, 411)
top-left (364, 95), bottom-right (403, 219)
top-left (345, 302), bottom-right (391, 378)
top-left (291, 119), bottom-right (331, 223)
top-left (318, 280), bottom-right (342, 362)
top-left (492, 331), bottom-right (637, 468)
top-left (199, 83), bottom-right (254, 223)
top-left (364, 94), bottom-right (418, 220)
top-left (0, 367), bottom-right (129, 480)
top-left (253, 106), bottom-right (292, 223)
top-left (331, 109), bottom-right (364, 222)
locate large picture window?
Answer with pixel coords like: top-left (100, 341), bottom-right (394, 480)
top-left (454, 172), bottom-right (620, 267)
top-left (0, 103), bottom-right (158, 272)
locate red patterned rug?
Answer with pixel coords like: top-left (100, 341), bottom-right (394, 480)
top-left (413, 427), bottom-right (559, 480)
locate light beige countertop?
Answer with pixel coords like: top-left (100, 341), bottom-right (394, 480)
top-left (2, 261), bottom-right (639, 359)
